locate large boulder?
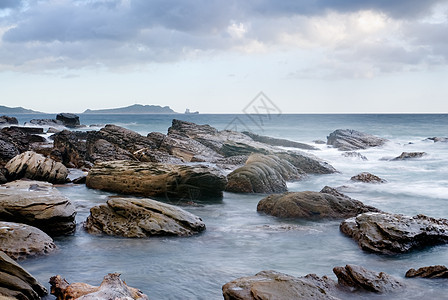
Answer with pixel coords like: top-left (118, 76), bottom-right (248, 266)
top-left (0, 251), bottom-right (48, 299)
top-left (0, 180), bottom-right (76, 236)
top-left (85, 197), bottom-right (205, 237)
top-left (0, 116), bottom-right (18, 126)
top-left (333, 264), bottom-right (403, 293)
top-left (391, 152), bottom-right (427, 161)
top-left (350, 172), bottom-right (386, 183)
top-left (86, 160), bottom-right (227, 200)
top-left (340, 212), bottom-right (448, 254)
top-left (56, 113), bottom-right (80, 128)
top-left (242, 131), bottom-right (318, 150)
top-left (0, 221), bottom-right (56, 260)
top-left (257, 186), bottom-right (379, 219)
top-left (49, 273), bottom-right (148, 300)
top-left (327, 129), bottom-right (387, 151)
top-left (405, 265), bottom-right (448, 278)
top-left (51, 130), bottom-right (89, 168)
top-left (5, 151), bottom-right (68, 183)
top-left (276, 152), bottom-right (337, 174)
top-left (226, 154), bottom-right (302, 194)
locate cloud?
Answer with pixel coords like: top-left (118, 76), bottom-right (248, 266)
top-left (0, 0), bottom-right (447, 77)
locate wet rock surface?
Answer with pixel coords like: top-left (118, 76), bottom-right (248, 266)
top-left (0, 180), bottom-right (76, 236)
top-left (405, 265), bottom-right (448, 278)
top-left (0, 221), bottom-right (56, 260)
top-left (56, 113), bottom-right (80, 128)
top-left (50, 273), bottom-right (148, 300)
top-left (327, 129), bottom-right (388, 151)
top-left (51, 130), bottom-right (89, 168)
top-left (85, 197), bottom-right (206, 237)
top-left (392, 152), bottom-right (427, 160)
top-left (350, 172), bottom-right (386, 183)
top-left (0, 116), bottom-right (18, 125)
top-left (242, 131), bottom-right (318, 150)
top-left (5, 151), bottom-right (68, 183)
top-left (340, 212), bottom-right (448, 254)
top-left (257, 186), bottom-right (379, 219)
top-left (0, 251), bottom-right (48, 299)
top-left (86, 160), bottom-right (227, 200)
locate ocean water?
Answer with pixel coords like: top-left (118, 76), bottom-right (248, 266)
top-left (10, 113), bottom-right (448, 299)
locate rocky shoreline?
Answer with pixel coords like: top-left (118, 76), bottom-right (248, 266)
top-left (0, 114), bottom-right (446, 299)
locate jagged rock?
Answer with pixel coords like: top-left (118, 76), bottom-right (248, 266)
top-left (0, 222), bottom-right (56, 260)
top-left (427, 137), bottom-right (448, 143)
top-left (52, 130), bottom-right (88, 168)
top-left (257, 186), bottom-right (379, 219)
top-left (405, 265), bottom-right (448, 278)
top-left (342, 151), bottom-right (368, 160)
top-left (350, 172), bottom-right (386, 183)
top-left (5, 151), bottom-right (68, 183)
top-left (242, 131), bottom-right (318, 150)
top-left (333, 264), bottom-right (403, 293)
top-left (0, 116), bottom-right (18, 125)
top-left (392, 152), bottom-right (427, 161)
top-left (27, 119), bottom-right (63, 127)
top-left (85, 197), bottom-right (205, 237)
top-left (276, 152), bottom-right (337, 174)
top-left (0, 251), bottom-right (48, 299)
top-left (56, 113), bottom-right (80, 128)
top-left (49, 273), bottom-right (148, 300)
top-left (222, 270), bottom-right (338, 300)
top-left (0, 180), bottom-right (76, 236)
top-left (327, 129), bottom-right (387, 151)
top-left (0, 170), bottom-right (7, 184)
top-left (226, 154), bottom-right (302, 194)
top-left (8, 126), bottom-right (44, 135)
top-left (86, 160), bottom-right (227, 200)
top-left (0, 138), bottom-right (19, 167)
top-left (159, 133), bottom-right (222, 162)
top-left (340, 212), bottom-right (448, 254)
top-left (86, 138), bottom-right (135, 163)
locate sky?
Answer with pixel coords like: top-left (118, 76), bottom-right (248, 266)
top-left (0, 0), bottom-right (447, 114)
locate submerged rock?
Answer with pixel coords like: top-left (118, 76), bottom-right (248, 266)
top-left (0, 221), bottom-right (56, 260)
top-left (342, 151), bottom-right (368, 160)
top-left (427, 137), bottom-right (448, 143)
top-left (5, 151), bottom-right (68, 183)
top-left (0, 180), bottom-right (76, 236)
top-left (85, 197), bottom-right (206, 237)
top-left (391, 152), bottom-right (427, 161)
top-left (86, 160), bottom-right (227, 200)
top-left (49, 273), bottom-right (148, 300)
top-left (226, 154), bottom-right (302, 194)
top-left (340, 212), bottom-right (448, 254)
top-left (257, 186), bottom-right (379, 219)
top-left (333, 264), bottom-right (403, 293)
top-left (0, 251), bottom-right (48, 299)
top-left (405, 265), bottom-right (448, 278)
top-left (350, 172), bottom-right (386, 183)
top-left (327, 129), bottom-right (387, 151)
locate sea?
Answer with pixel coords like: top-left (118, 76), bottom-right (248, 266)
top-left (8, 113), bottom-right (448, 299)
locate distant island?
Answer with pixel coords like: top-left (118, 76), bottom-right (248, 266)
top-left (83, 104), bottom-right (177, 114)
top-left (0, 105), bottom-right (43, 114)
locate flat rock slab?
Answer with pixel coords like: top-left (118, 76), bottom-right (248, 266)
top-left (0, 221), bottom-right (56, 260)
top-left (86, 160), bottom-right (227, 200)
top-left (0, 251), bottom-right (47, 299)
top-left (340, 212), bottom-right (448, 254)
top-left (405, 265), bottom-right (448, 278)
top-left (0, 180), bottom-right (76, 236)
top-left (85, 197), bottom-right (206, 237)
top-left (5, 151), bottom-right (68, 183)
top-left (327, 129), bottom-right (387, 151)
top-left (257, 187), bottom-right (379, 219)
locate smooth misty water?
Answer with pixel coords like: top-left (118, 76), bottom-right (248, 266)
top-left (12, 114), bottom-right (448, 299)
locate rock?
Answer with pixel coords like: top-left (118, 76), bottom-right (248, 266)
top-left (0, 116), bottom-right (18, 126)
top-left (392, 152), bottom-right (427, 160)
top-left (222, 270), bottom-right (338, 300)
top-left (226, 154), bottom-right (302, 194)
top-left (0, 138), bottom-right (19, 167)
top-left (52, 130), bottom-right (88, 168)
top-left (85, 197), bottom-right (205, 237)
top-left (27, 119), bottom-right (63, 127)
top-left (342, 151), bottom-right (368, 160)
top-left (427, 137), bottom-right (448, 143)
top-left (5, 151), bottom-right (68, 184)
top-left (86, 160), bottom-right (227, 200)
top-left (72, 176), bottom-right (87, 184)
top-left (47, 127), bottom-right (61, 134)
top-left (56, 113), bottom-right (80, 128)
top-left (0, 170), bottom-right (7, 184)
top-left (0, 180), bottom-right (76, 236)
top-left (49, 273), bottom-right (148, 300)
top-left (327, 129), bottom-right (387, 151)
top-left (8, 126), bottom-right (44, 135)
top-left (276, 152), bottom-right (337, 174)
top-left (0, 221), bottom-right (56, 260)
top-left (333, 264), bottom-right (403, 293)
top-left (86, 138), bottom-right (136, 163)
top-left (242, 131), bottom-right (318, 150)
top-left (313, 140), bottom-right (326, 144)
top-left (350, 172), bottom-right (386, 183)
top-left (0, 251), bottom-right (47, 299)
top-left (159, 133), bottom-right (222, 162)
top-left (405, 265), bottom-right (448, 278)
top-left (257, 186), bottom-right (379, 219)
top-left (340, 212), bottom-right (448, 254)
